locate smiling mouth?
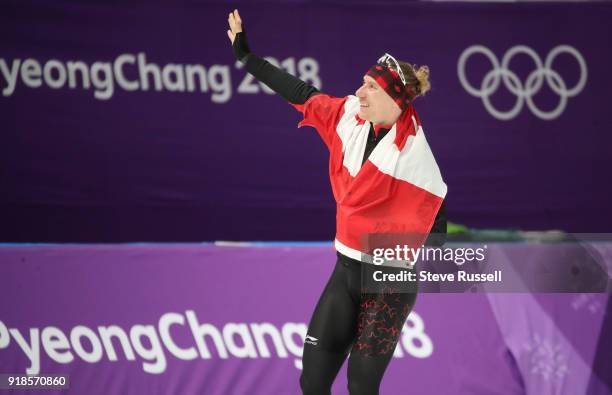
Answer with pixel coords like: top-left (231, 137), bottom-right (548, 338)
top-left (360, 104), bottom-right (369, 108)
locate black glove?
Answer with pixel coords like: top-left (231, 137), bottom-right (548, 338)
top-left (232, 31), bottom-right (251, 63)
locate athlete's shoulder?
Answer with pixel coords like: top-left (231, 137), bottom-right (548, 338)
top-left (293, 93), bottom-right (349, 116)
top-left (305, 93), bottom-right (350, 106)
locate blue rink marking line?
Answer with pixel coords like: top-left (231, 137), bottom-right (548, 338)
top-left (0, 241), bottom-right (333, 247)
top-left (214, 241), bottom-right (333, 247)
top-left (7, 240), bottom-right (599, 248)
top-left (0, 242), bottom-right (212, 247)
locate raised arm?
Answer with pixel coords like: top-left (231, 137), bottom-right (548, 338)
top-left (227, 9), bottom-right (320, 105)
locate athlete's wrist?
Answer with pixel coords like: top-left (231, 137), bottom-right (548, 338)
top-left (232, 31), bottom-right (252, 63)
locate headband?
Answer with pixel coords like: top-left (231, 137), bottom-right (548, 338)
top-left (365, 53), bottom-right (416, 111)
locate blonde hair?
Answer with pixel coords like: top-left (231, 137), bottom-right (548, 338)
top-left (398, 61), bottom-right (431, 98)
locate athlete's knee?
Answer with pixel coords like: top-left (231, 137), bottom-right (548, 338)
top-left (347, 353), bottom-right (388, 395)
top-left (299, 371), bottom-right (332, 395)
top-left (347, 376), bottom-right (379, 395)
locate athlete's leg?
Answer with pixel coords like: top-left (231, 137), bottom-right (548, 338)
top-left (300, 348), bottom-right (347, 395)
top-left (347, 289), bottom-right (417, 395)
top-left (300, 256), bottom-right (360, 395)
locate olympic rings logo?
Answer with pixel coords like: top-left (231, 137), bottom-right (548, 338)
top-left (457, 45), bottom-right (588, 121)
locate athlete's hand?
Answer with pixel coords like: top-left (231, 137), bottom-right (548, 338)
top-left (227, 9), bottom-right (251, 62)
top-left (226, 9), bottom-right (243, 45)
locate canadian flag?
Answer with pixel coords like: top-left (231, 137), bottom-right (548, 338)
top-left (292, 94), bottom-right (447, 262)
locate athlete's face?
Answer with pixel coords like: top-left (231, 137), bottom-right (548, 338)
top-left (355, 75), bottom-right (402, 125)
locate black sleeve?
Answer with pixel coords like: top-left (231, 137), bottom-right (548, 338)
top-left (243, 53), bottom-right (320, 105)
top-left (425, 201), bottom-right (447, 246)
top-left (231, 31), bottom-right (319, 104)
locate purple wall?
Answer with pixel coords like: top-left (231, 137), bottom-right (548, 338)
top-left (2, 1), bottom-right (612, 241)
top-left (1, 243), bottom-right (610, 394)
